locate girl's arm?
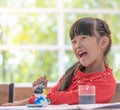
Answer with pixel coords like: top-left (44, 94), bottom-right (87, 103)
top-left (2, 75), bottom-right (48, 106)
top-left (47, 89), bottom-right (78, 104)
top-left (47, 74), bottom-right (116, 105)
top-left (2, 98), bottom-right (29, 106)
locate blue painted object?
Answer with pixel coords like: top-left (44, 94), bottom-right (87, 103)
top-left (33, 82), bottom-right (50, 106)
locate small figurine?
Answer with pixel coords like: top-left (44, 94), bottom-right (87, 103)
top-left (33, 81), bottom-right (50, 106)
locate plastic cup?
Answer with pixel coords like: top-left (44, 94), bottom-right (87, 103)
top-left (78, 85), bottom-right (96, 104)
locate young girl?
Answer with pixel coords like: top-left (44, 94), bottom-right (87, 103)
top-left (3, 17), bottom-right (116, 105)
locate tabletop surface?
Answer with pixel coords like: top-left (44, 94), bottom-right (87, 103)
top-left (0, 103), bottom-right (120, 110)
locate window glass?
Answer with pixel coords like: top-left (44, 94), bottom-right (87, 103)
top-left (64, 0), bottom-right (120, 9)
top-left (0, 50), bottom-right (58, 82)
top-left (0, 14), bottom-right (57, 45)
top-left (0, 0), bottom-right (120, 82)
top-left (0, 0), bottom-right (57, 8)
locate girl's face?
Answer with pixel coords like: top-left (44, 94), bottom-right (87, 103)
top-left (72, 35), bottom-right (103, 67)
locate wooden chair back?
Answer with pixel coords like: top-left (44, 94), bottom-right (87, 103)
top-left (0, 83), bottom-right (14, 105)
top-left (110, 82), bottom-right (120, 103)
top-left (15, 86), bottom-right (32, 101)
top-left (5, 83), bottom-right (120, 103)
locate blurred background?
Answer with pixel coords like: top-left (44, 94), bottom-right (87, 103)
top-left (0, 0), bottom-right (120, 84)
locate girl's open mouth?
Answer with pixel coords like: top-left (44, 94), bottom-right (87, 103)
top-left (79, 52), bottom-right (87, 58)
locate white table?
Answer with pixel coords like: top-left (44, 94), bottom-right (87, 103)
top-left (0, 104), bottom-right (78, 110)
top-left (0, 103), bottom-right (120, 110)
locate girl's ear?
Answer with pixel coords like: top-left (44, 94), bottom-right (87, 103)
top-left (100, 36), bottom-right (109, 49)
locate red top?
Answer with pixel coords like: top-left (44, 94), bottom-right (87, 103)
top-left (46, 67), bottom-right (116, 105)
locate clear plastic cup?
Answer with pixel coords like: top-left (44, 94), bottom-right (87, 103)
top-left (78, 85), bottom-right (96, 104)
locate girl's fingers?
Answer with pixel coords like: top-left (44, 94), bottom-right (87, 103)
top-left (32, 75), bottom-right (48, 88)
top-left (32, 78), bottom-right (40, 88)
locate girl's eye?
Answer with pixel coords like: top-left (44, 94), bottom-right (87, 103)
top-left (82, 36), bottom-right (87, 39)
top-left (72, 40), bottom-right (76, 44)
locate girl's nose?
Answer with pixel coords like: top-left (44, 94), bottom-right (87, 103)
top-left (76, 43), bottom-right (81, 52)
top-left (76, 43), bottom-right (81, 49)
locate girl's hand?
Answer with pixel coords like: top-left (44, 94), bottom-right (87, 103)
top-left (2, 103), bottom-right (15, 106)
top-left (32, 75), bottom-right (48, 89)
top-left (2, 98), bottom-right (29, 106)
top-left (2, 101), bottom-right (21, 106)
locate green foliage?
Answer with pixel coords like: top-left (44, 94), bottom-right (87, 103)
top-left (0, 50), bottom-right (58, 82)
top-left (64, 0), bottom-right (120, 9)
top-left (0, 0), bottom-right (120, 82)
